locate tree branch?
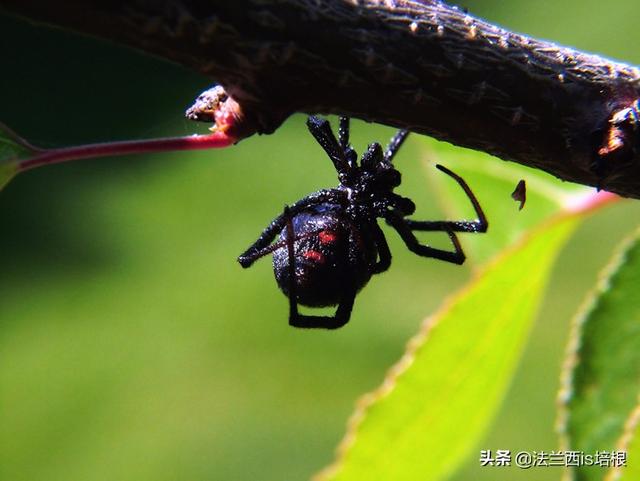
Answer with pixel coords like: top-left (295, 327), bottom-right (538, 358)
top-left (2, 0), bottom-right (640, 198)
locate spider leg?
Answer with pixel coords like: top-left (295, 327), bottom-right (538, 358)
top-left (338, 116), bottom-right (350, 151)
top-left (385, 210), bottom-right (466, 265)
top-left (386, 192), bottom-right (416, 216)
top-left (338, 116), bottom-right (359, 168)
top-left (307, 116), bottom-right (350, 174)
top-left (403, 164), bottom-right (488, 233)
top-left (237, 230), bottom-right (324, 265)
top-left (385, 129), bottom-right (409, 163)
top-left (284, 206), bottom-right (356, 329)
top-left (361, 142), bottom-right (385, 171)
top-left (370, 221), bottom-right (391, 274)
top-left (238, 189), bottom-right (346, 267)
top-left (288, 292), bottom-right (356, 329)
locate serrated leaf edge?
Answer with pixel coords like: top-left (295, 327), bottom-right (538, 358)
top-left (556, 224), bottom-right (640, 481)
top-left (603, 398), bottom-right (640, 481)
top-left (314, 209), bottom-right (583, 481)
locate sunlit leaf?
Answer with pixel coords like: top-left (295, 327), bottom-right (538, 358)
top-left (560, 227), bottom-right (640, 481)
top-left (315, 212), bottom-right (580, 481)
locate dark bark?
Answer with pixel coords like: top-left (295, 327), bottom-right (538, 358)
top-left (2, 0), bottom-right (640, 198)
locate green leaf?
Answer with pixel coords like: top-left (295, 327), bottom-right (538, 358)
top-left (614, 404), bottom-right (640, 481)
top-left (0, 162), bottom-right (18, 191)
top-left (560, 227), bottom-right (640, 481)
top-left (315, 212), bottom-right (580, 481)
top-left (0, 123), bottom-right (33, 190)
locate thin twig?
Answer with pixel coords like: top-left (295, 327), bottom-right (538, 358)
top-left (17, 132), bottom-right (236, 172)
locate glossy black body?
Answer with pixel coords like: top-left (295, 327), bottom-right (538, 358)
top-left (238, 116), bottom-right (488, 329)
top-left (272, 203), bottom-right (376, 307)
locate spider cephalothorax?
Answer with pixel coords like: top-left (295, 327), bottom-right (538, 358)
top-left (238, 116), bottom-right (488, 329)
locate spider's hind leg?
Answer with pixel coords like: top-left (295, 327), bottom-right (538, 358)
top-left (284, 206), bottom-right (356, 329)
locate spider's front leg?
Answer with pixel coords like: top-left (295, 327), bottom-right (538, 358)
top-left (307, 116), bottom-right (350, 175)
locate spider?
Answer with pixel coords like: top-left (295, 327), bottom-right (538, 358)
top-left (238, 116), bottom-right (488, 329)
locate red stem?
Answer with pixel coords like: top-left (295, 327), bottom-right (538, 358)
top-left (18, 131), bottom-right (236, 172)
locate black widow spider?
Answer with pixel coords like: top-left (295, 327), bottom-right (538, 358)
top-left (238, 116), bottom-right (488, 329)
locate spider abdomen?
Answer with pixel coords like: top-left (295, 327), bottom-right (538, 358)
top-left (273, 203), bottom-right (376, 307)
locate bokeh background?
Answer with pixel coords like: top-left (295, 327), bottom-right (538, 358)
top-left (1, 1), bottom-right (640, 480)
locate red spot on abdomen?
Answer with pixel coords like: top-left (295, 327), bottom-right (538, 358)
top-left (303, 250), bottom-right (325, 263)
top-left (319, 230), bottom-right (338, 245)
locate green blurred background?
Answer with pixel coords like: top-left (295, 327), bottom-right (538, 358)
top-left (1, 2), bottom-right (640, 480)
